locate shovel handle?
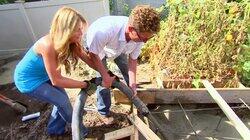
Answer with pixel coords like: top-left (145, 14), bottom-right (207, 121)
top-left (0, 94), bottom-right (27, 113)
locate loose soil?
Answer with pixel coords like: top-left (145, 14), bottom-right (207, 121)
top-left (1, 54), bottom-right (249, 140)
top-left (0, 54), bottom-right (152, 140)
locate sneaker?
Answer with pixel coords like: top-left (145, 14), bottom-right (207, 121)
top-left (99, 114), bottom-right (114, 125)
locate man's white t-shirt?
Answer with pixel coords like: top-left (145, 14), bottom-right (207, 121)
top-left (86, 16), bottom-right (144, 60)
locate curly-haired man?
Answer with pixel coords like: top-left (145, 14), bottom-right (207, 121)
top-left (84, 5), bottom-right (160, 124)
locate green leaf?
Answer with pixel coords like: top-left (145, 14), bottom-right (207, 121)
top-left (243, 61), bottom-right (250, 72)
top-left (192, 79), bottom-right (201, 88)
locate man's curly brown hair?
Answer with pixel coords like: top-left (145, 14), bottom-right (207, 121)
top-left (129, 5), bottom-right (160, 33)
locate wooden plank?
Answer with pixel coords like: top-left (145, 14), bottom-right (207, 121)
top-left (113, 89), bottom-right (156, 104)
top-left (202, 80), bottom-right (250, 139)
top-left (104, 125), bottom-right (134, 140)
top-left (131, 107), bottom-right (139, 140)
top-left (128, 114), bottom-right (161, 140)
top-left (113, 88), bottom-right (250, 104)
top-left (131, 127), bottom-right (139, 140)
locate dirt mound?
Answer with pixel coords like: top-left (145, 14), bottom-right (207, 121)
top-left (0, 83), bottom-right (50, 140)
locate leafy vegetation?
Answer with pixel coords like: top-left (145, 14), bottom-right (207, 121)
top-left (109, 0), bottom-right (131, 16)
top-left (109, 0), bottom-right (115, 15)
top-left (142, 0), bottom-right (250, 88)
top-left (0, 0), bottom-right (41, 5)
top-left (0, 0), bottom-right (11, 4)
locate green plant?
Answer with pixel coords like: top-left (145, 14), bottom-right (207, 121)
top-left (122, 3), bottom-right (131, 16)
top-left (235, 44), bottom-right (250, 86)
top-left (192, 73), bottom-right (202, 88)
top-left (108, 0), bottom-right (130, 16)
top-left (157, 3), bottom-right (169, 20)
top-left (0, 0), bottom-right (9, 4)
top-left (109, 0), bottom-right (114, 15)
top-left (143, 0), bottom-right (249, 88)
top-left (0, 0), bottom-right (39, 5)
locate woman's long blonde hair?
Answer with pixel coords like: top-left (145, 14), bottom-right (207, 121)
top-left (50, 7), bottom-right (87, 74)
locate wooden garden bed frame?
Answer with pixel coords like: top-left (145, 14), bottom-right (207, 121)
top-left (104, 115), bottom-right (161, 140)
top-left (105, 80), bottom-right (250, 140)
top-left (105, 106), bottom-right (162, 140)
top-left (113, 80), bottom-right (250, 104)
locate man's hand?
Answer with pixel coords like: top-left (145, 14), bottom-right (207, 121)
top-left (102, 70), bottom-right (120, 88)
top-left (102, 74), bottom-right (115, 88)
top-left (86, 52), bottom-right (115, 89)
top-left (107, 70), bottom-right (120, 81)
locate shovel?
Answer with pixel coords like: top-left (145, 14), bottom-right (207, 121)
top-left (0, 94), bottom-right (27, 113)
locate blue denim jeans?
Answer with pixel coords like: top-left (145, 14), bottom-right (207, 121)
top-left (97, 54), bottom-right (129, 115)
top-left (26, 81), bottom-right (73, 135)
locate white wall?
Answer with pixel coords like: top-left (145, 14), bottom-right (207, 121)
top-left (126, 0), bottom-right (165, 9)
top-left (0, 0), bottom-right (109, 53)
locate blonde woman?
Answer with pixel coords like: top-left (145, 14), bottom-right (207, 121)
top-left (14, 7), bottom-right (94, 136)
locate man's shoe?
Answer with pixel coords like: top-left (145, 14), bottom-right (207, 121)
top-left (99, 114), bottom-right (114, 125)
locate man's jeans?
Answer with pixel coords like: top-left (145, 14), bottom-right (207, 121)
top-left (97, 54), bottom-right (129, 116)
top-left (26, 81), bottom-right (74, 135)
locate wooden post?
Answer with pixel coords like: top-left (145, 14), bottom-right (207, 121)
top-left (128, 114), bottom-right (161, 140)
top-left (16, 1), bottom-right (37, 43)
top-left (131, 107), bottom-right (139, 140)
top-left (202, 80), bottom-right (250, 140)
top-left (104, 125), bottom-right (134, 140)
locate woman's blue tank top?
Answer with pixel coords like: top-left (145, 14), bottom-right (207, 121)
top-left (14, 46), bottom-right (49, 93)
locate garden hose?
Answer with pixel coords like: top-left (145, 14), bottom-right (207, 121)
top-left (72, 76), bottom-right (173, 140)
